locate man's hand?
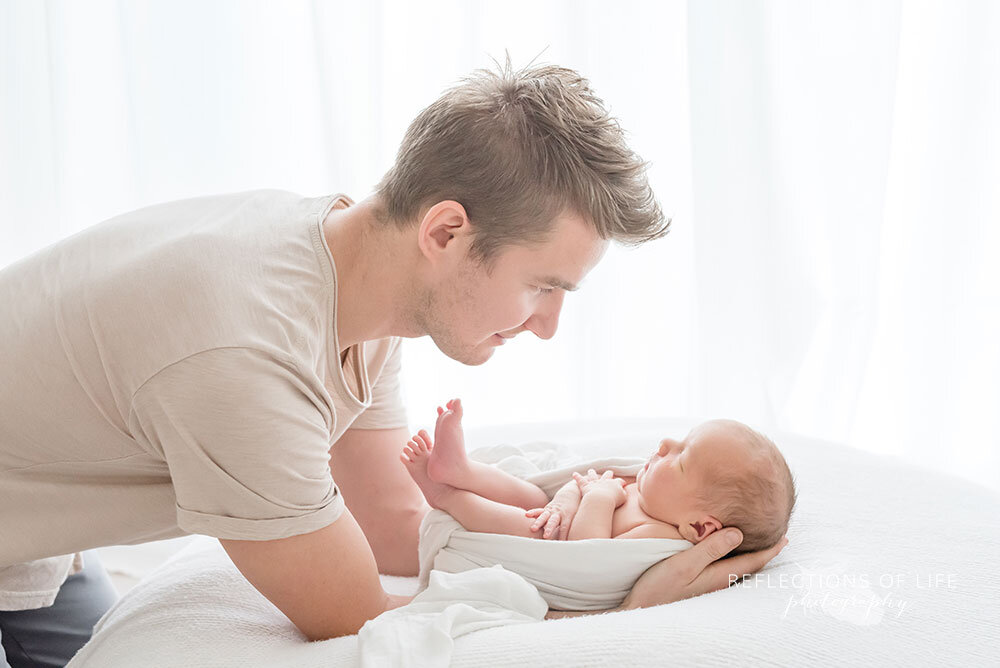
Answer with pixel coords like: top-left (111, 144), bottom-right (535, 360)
top-left (573, 469), bottom-right (627, 507)
top-left (219, 509), bottom-right (411, 641)
top-left (622, 529), bottom-right (789, 610)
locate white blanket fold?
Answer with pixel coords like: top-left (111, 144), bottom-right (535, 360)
top-left (357, 566), bottom-right (547, 668)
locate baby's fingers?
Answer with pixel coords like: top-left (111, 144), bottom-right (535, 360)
top-left (543, 513), bottom-right (562, 539)
top-left (529, 509), bottom-right (551, 531)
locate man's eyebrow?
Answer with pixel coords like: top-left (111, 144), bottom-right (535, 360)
top-left (538, 276), bottom-right (579, 292)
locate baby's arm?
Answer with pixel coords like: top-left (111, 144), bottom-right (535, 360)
top-left (567, 470), bottom-right (626, 540)
top-left (526, 480), bottom-right (583, 540)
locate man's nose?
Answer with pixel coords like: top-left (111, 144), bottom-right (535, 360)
top-left (524, 292), bottom-right (565, 341)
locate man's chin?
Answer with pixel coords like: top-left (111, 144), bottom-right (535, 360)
top-left (440, 344), bottom-right (494, 367)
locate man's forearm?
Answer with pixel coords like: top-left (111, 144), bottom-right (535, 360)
top-left (545, 604), bottom-right (626, 620)
top-left (567, 493), bottom-right (615, 540)
top-left (221, 511), bottom-right (412, 641)
top-left (545, 594), bottom-right (648, 619)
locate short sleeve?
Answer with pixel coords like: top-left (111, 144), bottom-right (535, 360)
top-left (128, 347), bottom-right (343, 540)
top-left (351, 337), bottom-right (409, 430)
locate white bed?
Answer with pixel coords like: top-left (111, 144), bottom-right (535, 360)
top-left (69, 418), bottom-right (1000, 667)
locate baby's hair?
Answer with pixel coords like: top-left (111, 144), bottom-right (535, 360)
top-left (695, 421), bottom-right (797, 554)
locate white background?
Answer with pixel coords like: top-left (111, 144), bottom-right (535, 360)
top-left (3, 0), bottom-right (998, 495)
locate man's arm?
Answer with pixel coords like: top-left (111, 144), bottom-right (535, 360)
top-left (328, 427), bottom-right (427, 576)
top-left (544, 530), bottom-right (789, 620)
top-left (219, 508), bottom-right (411, 641)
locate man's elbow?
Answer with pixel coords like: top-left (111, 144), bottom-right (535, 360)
top-left (296, 590), bottom-right (402, 641)
top-left (302, 625), bottom-right (358, 643)
top-left (296, 606), bottom-right (378, 641)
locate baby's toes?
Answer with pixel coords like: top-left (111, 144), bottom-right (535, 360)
top-left (417, 429), bottom-right (433, 449)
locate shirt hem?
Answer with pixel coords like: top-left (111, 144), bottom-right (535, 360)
top-left (174, 496), bottom-right (346, 541)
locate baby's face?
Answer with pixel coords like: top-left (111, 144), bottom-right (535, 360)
top-left (636, 421), bottom-right (755, 535)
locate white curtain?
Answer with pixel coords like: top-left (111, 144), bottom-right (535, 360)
top-left (2, 0), bottom-right (997, 492)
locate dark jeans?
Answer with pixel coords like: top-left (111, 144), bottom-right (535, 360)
top-left (0, 551), bottom-right (118, 668)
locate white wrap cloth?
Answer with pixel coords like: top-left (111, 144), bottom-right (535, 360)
top-left (417, 445), bottom-right (693, 610)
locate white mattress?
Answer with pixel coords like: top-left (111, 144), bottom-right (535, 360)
top-left (69, 419), bottom-right (1000, 666)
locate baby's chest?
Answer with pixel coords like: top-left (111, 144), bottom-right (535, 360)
top-left (611, 487), bottom-right (658, 537)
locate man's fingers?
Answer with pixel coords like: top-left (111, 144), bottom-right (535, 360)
top-left (668, 529), bottom-right (744, 587)
top-left (698, 535), bottom-right (789, 594)
top-left (709, 536), bottom-right (789, 585)
top-left (705, 529), bottom-right (744, 562)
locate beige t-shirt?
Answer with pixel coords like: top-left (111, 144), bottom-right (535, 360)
top-left (0, 189), bottom-right (408, 610)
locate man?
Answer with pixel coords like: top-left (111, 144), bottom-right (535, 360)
top-left (0, 60), bottom-right (786, 662)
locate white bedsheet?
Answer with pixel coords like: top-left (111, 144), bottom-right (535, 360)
top-left (68, 421), bottom-right (1000, 667)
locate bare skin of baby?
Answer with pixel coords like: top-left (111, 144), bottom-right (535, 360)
top-left (401, 399), bottom-right (705, 543)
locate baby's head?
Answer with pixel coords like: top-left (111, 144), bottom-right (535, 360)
top-left (636, 419), bottom-right (796, 554)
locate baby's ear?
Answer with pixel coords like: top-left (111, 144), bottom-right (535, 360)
top-left (684, 516), bottom-right (724, 543)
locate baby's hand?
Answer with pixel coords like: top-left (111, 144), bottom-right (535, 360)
top-left (525, 499), bottom-right (578, 540)
top-left (573, 469), bottom-right (627, 507)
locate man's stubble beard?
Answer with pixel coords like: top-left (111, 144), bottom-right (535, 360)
top-left (414, 270), bottom-right (491, 367)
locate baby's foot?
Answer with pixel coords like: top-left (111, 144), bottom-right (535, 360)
top-left (426, 398), bottom-right (470, 485)
top-left (400, 430), bottom-right (455, 510)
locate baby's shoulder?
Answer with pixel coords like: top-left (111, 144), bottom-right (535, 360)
top-left (614, 521), bottom-right (683, 540)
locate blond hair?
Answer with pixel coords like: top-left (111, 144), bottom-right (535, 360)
top-left (375, 54), bottom-right (669, 265)
top-left (696, 422), bottom-right (797, 554)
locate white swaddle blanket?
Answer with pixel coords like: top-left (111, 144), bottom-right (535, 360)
top-left (416, 443), bottom-right (693, 610)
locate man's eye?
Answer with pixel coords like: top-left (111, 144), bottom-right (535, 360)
top-left (536, 286), bottom-right (555, 294)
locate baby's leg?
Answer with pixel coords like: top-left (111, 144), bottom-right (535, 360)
top-left (401, 434), bottom-right (539, 538)
top-left (425, 399), bottom-right (548, 510)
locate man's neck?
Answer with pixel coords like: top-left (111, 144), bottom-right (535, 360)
top-left (321, 195), bottom-right (422, 352)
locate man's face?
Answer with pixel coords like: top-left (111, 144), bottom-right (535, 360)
top-left (422, 211), bottom-right (608, 366)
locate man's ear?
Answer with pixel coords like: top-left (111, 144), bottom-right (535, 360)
top-left (416, 200), bottom-right (471, 265)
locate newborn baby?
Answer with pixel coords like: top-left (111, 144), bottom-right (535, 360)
top-left (402, 399), bottom-right (796, 554)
